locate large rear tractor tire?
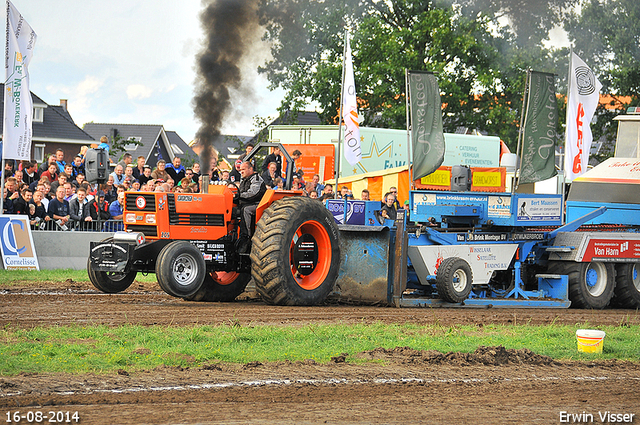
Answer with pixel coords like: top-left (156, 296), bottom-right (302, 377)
top-left (435, 257), bottom-right (473, 303)
top-left (183, 272), bottom-right (251, 302)
top-left (613, 263), bottom-right (640, 309)
top-left (87, 237), bottom-right (137, 293)
top-left (250, 197), bottom-right (340, 306)
top-left (156, 241), bottom-right (206, 298)
top-left (549, 261), bottom-right (614, 309)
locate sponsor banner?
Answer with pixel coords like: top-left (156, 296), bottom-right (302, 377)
top-left (342, 34), bottom-right (361, 166)
top-left (583, 239), bottom-right (640, 262)
top-left (510, 232), bottom-right (545, 241)
top-left (487, 196), bottom-right (512, 218)
top-left (472, 168), bottom-right (505, 191)
top-left (408, 71), bottom-right (445, 180)
top-left (516, 197), bottom-right (562, 222)
top-left (0, 215), bottom-right (39, 270)
top-left (416, 166), bottom-right (505, 192)
top-left (419, 168), bottom-right (451, 189)
top-left (326, 199), bottom-right (367, 225)
top-left (564, 53), bottom-right (602, 181)
top-left (519, 71), bottom-right (558, 184)
top-left (456, 233), bottom-right (509, 242)
top-left (3, 1), bottom-right (37, 160)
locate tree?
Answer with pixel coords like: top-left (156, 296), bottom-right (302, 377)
top-left (109, 135), bottom-right (142, 162)
top-left (565, 0), bottom-right (640, 99)
top-left (258, 0), bottom-right (560, 151)
top-left (564, 0), bottom-right (640, 160)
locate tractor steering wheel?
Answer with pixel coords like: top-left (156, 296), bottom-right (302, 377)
top-left (227, 182), bottom-right (240, 203)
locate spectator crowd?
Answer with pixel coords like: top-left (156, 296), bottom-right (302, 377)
top-left (2, 142), bottom-right (408, 229)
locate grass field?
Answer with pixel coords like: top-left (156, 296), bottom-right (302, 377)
top-left (1, 270), bottom-right (639, 376)
top-left (0, 269), bottom-right (158, 286)
top-left (0, 322), bottom-right (637, 376)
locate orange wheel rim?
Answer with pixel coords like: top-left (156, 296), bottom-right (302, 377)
top-left (289, 220), bottom-right (331, 290)
top-left (212, 271), bottom-right (238, 286)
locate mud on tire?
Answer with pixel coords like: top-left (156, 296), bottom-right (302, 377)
top-left (250, 197), bottom-right (340, 306)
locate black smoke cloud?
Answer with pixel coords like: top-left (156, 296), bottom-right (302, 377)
top-left (193, 0), bottom-right (260, 175)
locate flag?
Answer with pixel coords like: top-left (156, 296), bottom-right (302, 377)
top-left (408, 71), bottom-right (445, 180)
top-left (3, 0), bottom-right (37, 161)
top-left (342, 34), bottom-right (361, 166)
top-left (519, 71), bottom-right (558, 184)
top-left (564, 52), bottom-right (601, 181)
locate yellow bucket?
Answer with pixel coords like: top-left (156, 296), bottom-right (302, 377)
top-left (576, 329), bottom-right (606, 354)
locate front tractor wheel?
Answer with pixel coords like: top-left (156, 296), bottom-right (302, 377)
top-left (250, 197), bottom-right (340, 306)
top-left (156, 241), bottom-right (206, 298)
top-left (183, 272), bottom-right (251, 302)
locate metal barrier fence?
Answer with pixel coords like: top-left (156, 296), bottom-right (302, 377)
top-left (30, 219), bottom-right (124, 232)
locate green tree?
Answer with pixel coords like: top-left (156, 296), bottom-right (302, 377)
top-left (109, 135), bottom-right (142, 162)
top-left (259, 0), bottom-right (560, 150)
top-left (565, 0), bottom-right (640, 99)
top-left (564, 0), bottom-right (640, 160)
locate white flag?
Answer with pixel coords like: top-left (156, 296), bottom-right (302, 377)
top-left (3, 0), bottom-right (37, 161)
top-left (342, 34), bottom-right (361, 166)
top-left (564, 52), bottom-right (601, 181)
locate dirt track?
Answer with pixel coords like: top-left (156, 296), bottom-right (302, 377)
top-left (1, 279), bottom-right (639, 424)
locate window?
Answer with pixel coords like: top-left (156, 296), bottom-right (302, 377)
top-left (124, 136), bottom-right (141, 151)
top-left (34, 144), bottom-right (45, 163)
top-left (33, 106), bottom-right (44, 123)
top-left (171, 144), bottom-right (184, 155)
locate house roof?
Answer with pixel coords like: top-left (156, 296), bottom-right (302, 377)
top-left (166, 131), bottom-right (198, 162)
top-left (82, 123), bottom-right (172, 164)
top-left (0, 84), bottom-right (94, 143)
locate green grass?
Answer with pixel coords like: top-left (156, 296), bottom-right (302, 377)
top-left (0, 269), bottom-right (157, 286)
top-left (0, 322), bottom-right (638, 376)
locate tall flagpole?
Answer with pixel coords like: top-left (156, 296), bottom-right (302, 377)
top-left (1, 0), bottom-right (8, 215)
top-left (561, 46), bottom-right (574, 221)
top-left (335, 29), bottom-right (348, 199)
top-left (512, 69), bottom-right (531, 194)
top-left (405, 69), bottom-right (413, 189)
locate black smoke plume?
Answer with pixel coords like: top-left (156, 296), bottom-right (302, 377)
top-left (193, 0), bottom-right (259, 175)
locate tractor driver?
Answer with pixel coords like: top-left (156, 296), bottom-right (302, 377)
top-left (237, 161), bottom-right (267, 240)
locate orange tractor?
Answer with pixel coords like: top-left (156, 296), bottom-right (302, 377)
top-left (87, 143), bottom-right (341, 305)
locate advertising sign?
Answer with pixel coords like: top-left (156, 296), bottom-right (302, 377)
top-left (0, 215), bottom-right (39, 270)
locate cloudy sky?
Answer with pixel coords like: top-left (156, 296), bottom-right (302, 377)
top-left (10, 0), bottom-right (285, 143)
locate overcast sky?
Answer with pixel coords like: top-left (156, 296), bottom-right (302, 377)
top-left (9, 0), bottom-right (285, 143)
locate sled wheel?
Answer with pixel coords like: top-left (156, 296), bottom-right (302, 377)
top-left (551, 261), bottom-right (614, 309)
top-left (87, 257), bottom-right (137, 293)
top-left (156, 241), bottom-right (206, 298)
top-left (435, 257), bottom-right (473, 303)
top-left (250, 197), bottom-right (340, 305)
top-left (183, 272), bottom-right (251, 302)
top-left (613, 263), bottom-right (640, 309)
top-left (86, 237), bottom-right (136, 293)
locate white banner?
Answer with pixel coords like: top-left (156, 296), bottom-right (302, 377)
top-left (3, 0), bottom-right (37, 161)
top-left (564, 52), bottom-right (601, 181)
top-left (342, 34), bottom-right (361, 166)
